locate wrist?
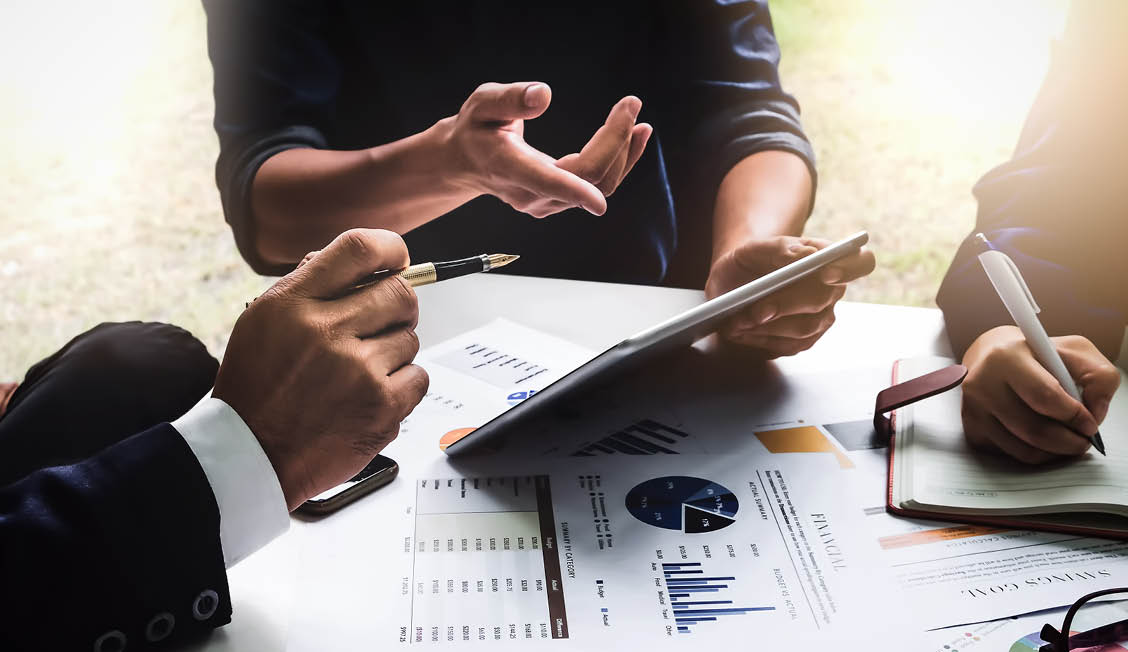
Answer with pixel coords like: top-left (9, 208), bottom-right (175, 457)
top-left (710, 152), bottom-right (812, 264)
top-left (246, 422), bottom-right (311, 511)
top-left (211, 386), bottom-right (306, 511)
top-left (358, 117), bottom-right (480, 210)
top-left (420, 115), bottom-right (482, 200)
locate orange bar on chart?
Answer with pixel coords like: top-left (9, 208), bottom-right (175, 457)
top-left (753, 425), bottom-right (854, 469)
top-left (878, 524), bottom-right (1012, 550)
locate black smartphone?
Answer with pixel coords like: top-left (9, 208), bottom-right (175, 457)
top-left (297, 454), bottom-right (399, 516)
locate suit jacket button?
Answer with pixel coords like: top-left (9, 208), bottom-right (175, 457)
top-left (93, 630), bottom-right (126, 652)
top-left (192, 589), bottom-right (220, 621)
top-left (145, 612), bottom-right (176, 642)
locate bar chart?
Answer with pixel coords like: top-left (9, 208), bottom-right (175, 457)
top-left (435, 342), bottom-right (553, 388)
top-left (661, 562), bottom-right (775, 635)
top-left (570, 418), bottom-right (693, 456)
top-left (408, 475), bottom-right (569, 643)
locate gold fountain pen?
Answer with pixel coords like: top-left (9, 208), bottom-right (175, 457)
top-left (247, 254), bottom-right (519, 308)
top-left (354, 253), bottom-right (520, 289)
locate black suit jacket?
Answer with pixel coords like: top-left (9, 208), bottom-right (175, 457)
top-left (0, 424), bottom-right (230, 651)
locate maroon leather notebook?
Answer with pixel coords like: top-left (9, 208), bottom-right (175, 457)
top-left (878, 360), bottom-right (1128, 541)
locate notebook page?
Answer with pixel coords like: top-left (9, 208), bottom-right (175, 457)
top-left (901, 358), bottom-right (1128, 515)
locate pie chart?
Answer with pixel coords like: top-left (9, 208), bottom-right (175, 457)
top-left (624, 476), bottom-right (738, 533)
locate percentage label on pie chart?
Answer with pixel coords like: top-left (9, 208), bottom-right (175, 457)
top-left (624, 476), bottom-right (738, 533)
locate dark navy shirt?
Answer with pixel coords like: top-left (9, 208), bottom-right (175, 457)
top-left (204, 1), bottom-right (815, 284)
top-left (937, 2), bottom-right (1128, 359)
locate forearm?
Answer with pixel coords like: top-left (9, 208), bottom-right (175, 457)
top-left (251, 117), bottom-right (477, 267)
top-left (710, 151), bottom-right (813, 262)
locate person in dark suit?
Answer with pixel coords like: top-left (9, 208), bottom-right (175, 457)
top-left (0, 229), bottom-right (428, 651)
top-left (937, 1), bottom-right (1127, 464)
top-left (203, 0), bottom-right (876, 360)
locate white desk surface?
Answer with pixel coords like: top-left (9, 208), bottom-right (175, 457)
top-left (201, 274), bottom-right (951, 650)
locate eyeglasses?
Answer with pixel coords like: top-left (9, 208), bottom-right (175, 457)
top-left (1040, 588), bottom-right (1128, 652)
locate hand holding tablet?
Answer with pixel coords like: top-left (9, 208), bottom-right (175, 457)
top-left (705, 235), bottom-right (878, 357)
top-left (444, 231), bottom-right (872, 456)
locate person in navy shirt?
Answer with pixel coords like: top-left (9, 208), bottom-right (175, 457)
top-left (204, 0), bottom-right (875, 359)
top-left (937, 1), bottom-right (1126, 464)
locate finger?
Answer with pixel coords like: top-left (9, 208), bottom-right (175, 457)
top-left (499, 143), bottom-right (607, 214)
top-left (962, 406), bottom-right (1058, 464)
top-left (989, 386), bottom-right (1095, 456)
top-left (610, 122), bottom-right (652, 192)
top-left (521, 198), bottom-right (574, 219)
top-left (725, 332), bottom-right (822, 358)
top-left (335, 276), bottom-right (419, 336)
top-left (363, 326), bottom-right (421, 376)
top-left (595, 122), bottom-right (652, 196)
top-left (1006, 353), bottom-right (1100, 436)
top-left (731, 237), bottom-right (818, 274)
top-left (464, 82), bottom-right (553, 122)
top-left (1057, 339), bottom-right (1121, 422)
top-left (733, 305), bottom-right (836, 340)
top-left (386, 363), bottom-right (430, 420)
top-left (819, 247), bottom-right (877, 285)
top-left (595, 134), bottom-right (632, 195)
top-left (297, 250), bottom-right (321, 269)
top-left (569, 96), bottom-right (641, 184)
top-left (729, 281), bottom-right (842, 331)
top-left (288, 229), bottom-right (410, 299)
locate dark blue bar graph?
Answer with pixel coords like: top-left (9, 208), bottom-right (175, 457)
top-left (663, 564), bottom-right (774, 634)
top-left (665, 577), bottom-right (735, 583)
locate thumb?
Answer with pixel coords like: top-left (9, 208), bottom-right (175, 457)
top-left (465, 82), bottom-right (552, 122)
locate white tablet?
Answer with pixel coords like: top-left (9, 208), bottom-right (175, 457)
top-left (442, 231), bottom-right (869, 456)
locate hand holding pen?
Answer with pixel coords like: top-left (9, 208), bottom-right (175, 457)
top-left (959, 234), bottom-right (1121, 464)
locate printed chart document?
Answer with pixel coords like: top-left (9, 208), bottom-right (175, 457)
top-left (287, 453), bottom-right (919, 650)
top-left (378, 320), bottom-right (1128, 633)
top-left (922, 600), bottom-right (1128, 651)
top-left (385, 319), bottom-right (596, 461)
top-left (861, 505), bottom-right (1128, 629)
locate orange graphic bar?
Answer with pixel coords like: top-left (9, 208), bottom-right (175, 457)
top-left (878, 525), bottom-right (1012, 550)
top-left (753, 426), bottom-right (854, 469)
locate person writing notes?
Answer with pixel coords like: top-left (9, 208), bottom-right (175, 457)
top-left (203, 0), bottom-right (875, 359)
top-left (0, 230), bottom-right (427, 651)
top-left (936, 1), bottom-right (1127, 463)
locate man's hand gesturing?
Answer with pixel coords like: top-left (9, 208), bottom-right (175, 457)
top-left (214, 229), bottom-right (429, 511)
top-left (441, 81), bottom-right (652, 219)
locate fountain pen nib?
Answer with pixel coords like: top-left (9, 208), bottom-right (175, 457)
top-left (485, 253), bottom-right (520, 271)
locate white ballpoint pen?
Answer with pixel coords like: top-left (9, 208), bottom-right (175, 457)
top-left (975, 233), bottom-right (1106, 455)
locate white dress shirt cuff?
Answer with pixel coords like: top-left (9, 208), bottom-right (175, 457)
top-left (173, 397), bottom-right (290, 568)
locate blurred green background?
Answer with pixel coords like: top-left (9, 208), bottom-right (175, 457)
top-left (0, 0), bottom-right (1069, 378)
